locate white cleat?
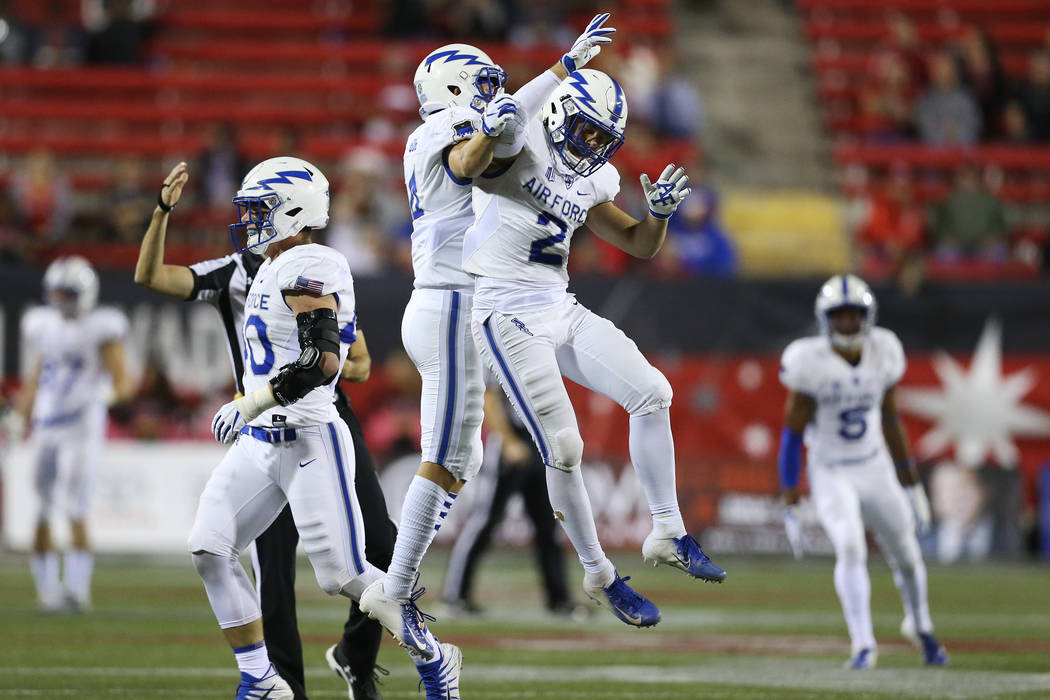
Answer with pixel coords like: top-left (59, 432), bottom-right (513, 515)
top-left (416, 642), bottom-right (462, 700)
top-left (359, 579), bottom-right (436, 660)
top-left (844, 648), bottom-right (877, 670)
top-left (235, 664), bottom-right (294, 699)
top-left (641, 531), bottom-right (727, 583)
top-left (900, 616), bottom-right (919, 647)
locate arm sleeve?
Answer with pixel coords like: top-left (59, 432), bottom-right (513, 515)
top-left (188, 255), bottom-right (238, 305)
top-left (20, 308), bottom-right (42, 353)
top-left (276, 249), bottom-right (353, 300)
top-left (493, 71), bottom-right (561, 159)
top-left (779, 341), bottom-right (817, 395)
top-left (778, 427), bottom-right (804, 489)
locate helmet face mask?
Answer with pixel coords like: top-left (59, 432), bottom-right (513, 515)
top-left (228, 157), bottom-right (329, 254)
top-left (542, 69), bottom-right (627, 178)
top-left (414, 44), bottom-right (507, 117)
top-left (815, 274), bottom-right (877, 352)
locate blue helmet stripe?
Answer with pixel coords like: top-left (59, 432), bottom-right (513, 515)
top-left (424, 49), bottom-right (488, 67)
top-left (841, 275), bottom-right (848, 297)
top-left (250, 169), bottom-right (313, 191)
top-left (609, 76), bottom-right (625, 123)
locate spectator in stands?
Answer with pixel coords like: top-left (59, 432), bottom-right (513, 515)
top-left (196, 123), bottom-right (247, 210)
top-left (324, 147), bottom-right (403, 276)
top-left (647, 49), bottom-right (704, 141)
top-left (0, 0), bottom-right (40, 64)
top-left (953, 28), bottom-right (1006, 141)
top-left (101, 156), bottom-right (151, 242)
top-left (665, 164), bottom-right (736, 277)
top-left (82, 0), bottom-right (154, 64)
top-left (10, 149), bottom-right (73, 243)
top-left (929, 165), bottom-right (1008, 261)
top-left (856, 163), bottom-right (925, 283)
top-left (916, 52), bottom-right (981, 147)
top-left (1001, 100), bottom-right (1030, 143)
top-left (1016, 49), bottom-right (1050, 142)
top-left (857, 51), bottom-right (916, 142)
top-left (437, 0), bottom-right (513, 39)
top-left (883, 13), bottom-right (928, 90)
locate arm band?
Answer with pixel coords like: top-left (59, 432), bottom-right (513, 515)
top-left (778, 427), bottom-right (804, 489)
top-left (896, 458), bottom-right (916, 472)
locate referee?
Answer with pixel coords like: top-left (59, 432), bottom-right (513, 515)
top-left (134, 161), bottom-right (395, 700)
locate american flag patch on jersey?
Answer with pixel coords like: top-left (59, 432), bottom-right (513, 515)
top-left (294, 276), bottom-right (324, 296)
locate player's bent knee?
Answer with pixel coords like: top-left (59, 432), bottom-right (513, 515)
top-left (631, 369), bottom-right (674, 416)
top-left (552, 428), bottom-right (583, 472)
top-left (837, 537), bottom-right (867, 566)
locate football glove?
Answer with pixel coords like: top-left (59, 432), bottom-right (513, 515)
top-left (561, 12), bottom-right (616, 73)
top-left (640, 164), bottom-right (692, 219)
top-left (783, 505), bottom-right (805, 559)
top-left (481, 93), bottom-right (520, 137)
top-left (210, 385), bottom-right (277, 445)
top-left (904, 483), bottom-right (932, 535)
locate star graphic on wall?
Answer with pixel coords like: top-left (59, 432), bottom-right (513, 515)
top-left (897, 319), bottom-right (1050, 469)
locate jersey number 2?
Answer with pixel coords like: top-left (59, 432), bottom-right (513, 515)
top-left (244, 314), bottom-right (275, 375)
top-left (408, 173), bottom-right (424, 220)
top-left (529, 212), bottom-right (568, 266)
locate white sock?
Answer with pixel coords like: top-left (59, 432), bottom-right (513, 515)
top-left (30, 551), bottom-right (60, 603)
top-left (232, 641), bottom-right (272, 679)
top-left (546, 467), bottom-right (613, 580)
top-left (629, 410), bottom-right (685, 538)
top-left (894, 560), bottom-right (934, 634)
top-left (63, 549), bottom-right (94, 603)
top-left (384, 475), bottom-right (453, 599)
top-left (834, 559), bottom-right (875, 652)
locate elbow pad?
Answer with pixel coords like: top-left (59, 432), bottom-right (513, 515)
top-left (269, 308), bottom-right (341, 405)
top-left (778, 427), bottom-right (804, 489)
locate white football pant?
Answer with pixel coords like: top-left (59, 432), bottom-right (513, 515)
top-left (32, 404), bottom-right (106, 521)
top-left (402, 288), bottom-right (485, 481)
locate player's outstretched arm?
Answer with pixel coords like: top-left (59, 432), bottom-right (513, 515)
top-left (134, 161), bottom-right (195, 299)
top-left (340, 329), bottom-right (371, 383)
top-left (100, 339), bottom-right (136, 404)
top-left (585, 164), bottom-right (692, 258)
top-left (883, 385), bottom-right (932, 533)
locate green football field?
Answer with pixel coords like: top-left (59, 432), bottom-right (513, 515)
top-left (2, 549), bottom-right (1049, 699)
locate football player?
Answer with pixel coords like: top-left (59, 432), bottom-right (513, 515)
top-left (365, 14), bottom-right (616, 631)
top-left (458, 67), bottom-right (726, 629)
top-left (185, 157), bottom-right (458, 699)
top-left (778, 274), bottom-right (948, 669)
top-left (16, 256), bottom-right (134, 612)
top-left (135, 160), bottom-right (396, 700)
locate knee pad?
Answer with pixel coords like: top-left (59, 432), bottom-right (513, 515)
top-left (191, 550), bottom-right (226, 581)
top-left (837, 535), bottom-right (868, 567)
top-left (552, 428), bottom-right (583, 472)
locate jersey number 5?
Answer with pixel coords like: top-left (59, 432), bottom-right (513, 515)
top-left (529, 212), bottom-right (568, 266)
top-left (838, 407), bottom-right (868, 441)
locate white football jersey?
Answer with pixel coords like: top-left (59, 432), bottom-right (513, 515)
top-left (779, 327), bottom-right (906, 467)
top-left (240, 244), bottom-right (355, 428)
top-left (22, 305), bottom-right (128, 429)
top-left (403, 105), bottom-right (483, 291)
top-left (462, 118), bottom-right (621, 312)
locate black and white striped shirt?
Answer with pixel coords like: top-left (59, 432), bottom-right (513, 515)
top-left (188, 252), bottom-right (264, 395)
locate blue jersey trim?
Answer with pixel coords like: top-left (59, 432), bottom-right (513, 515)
top-left (441, 148), bottom-right (472, 186)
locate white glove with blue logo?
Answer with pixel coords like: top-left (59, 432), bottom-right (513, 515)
top-left (211, 400), bottom-right (246, 445)
top-left (481, 92), bottom-right (520, 137)
top-left (561, 13), bottom-right (616, 73)
top-left (640, 164), bottom-right (692, 219)
top-left (783, 506), bottom-right (805, 560)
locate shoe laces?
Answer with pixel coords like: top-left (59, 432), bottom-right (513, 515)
top-left (403, 574), bottom-right (436, 636)
top-left (676, 534), bottom-right (712, 564)
top-left (605, 575), bottom-right (648, 617)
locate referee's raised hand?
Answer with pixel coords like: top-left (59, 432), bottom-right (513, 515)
top-left (159, 161), bottom-right (189, 212)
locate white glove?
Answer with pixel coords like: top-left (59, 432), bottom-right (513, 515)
top-left (784, 506), bottom-right (804, 559)
top-left (640, 164), bottom-right (692, 219)
top-left (561, 12), bottom-right (616, 73)
top-left (0, 406), bottom-right (25, 445)
top-left (481, 92), bottom-right (520, 137)
top-left (210, 385), bottom-right (278, 445)
top-left (905, 484), bottom-right (932, 535)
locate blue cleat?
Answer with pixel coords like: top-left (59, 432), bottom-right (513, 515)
top-left (360, 578), bottom-right (436, 660)
top-left (417, 642), bottom-right (462, 700)
top-left (643, 532), bottom-right (728, 583)
top-left (235, 664), bottom-right (294, 699)
top-left (919, 632), bottom-right (949, 666)
top-left (583, 571), bottom-right (661, 628)
top-left (844, 648), bottom-right (877, 670)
